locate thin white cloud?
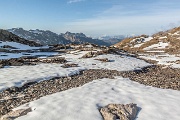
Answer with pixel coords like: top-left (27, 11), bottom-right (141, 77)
top-left (64, 12), bottom-right (180, 36)
top-left (67, 0), bottom-right (85, 4)
top-left (63, 1), bottom-right (180, 36)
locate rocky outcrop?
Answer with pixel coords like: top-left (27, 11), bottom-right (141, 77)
top-left (100, 103), bottom-right (138, 120)
top-left (0, 107), bottom-right (32, 120)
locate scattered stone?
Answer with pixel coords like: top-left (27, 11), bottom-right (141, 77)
top-left (100, 103), bottom-right (138, 120)
top-left (121, 65), bottom-right (180, 90)
top-left (0, 69), bottom-right (122, 116)
top-left (94, 58), bottom-right (110, 62)
top-left (61, 63), bottom-right (78, 68)
top-left (0, 66), bottom-right (179, 117)
top-left (81, 50), bottom-right (110, 58)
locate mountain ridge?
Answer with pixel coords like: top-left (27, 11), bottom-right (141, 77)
top-left (8, 28), bottom-right (114, 46)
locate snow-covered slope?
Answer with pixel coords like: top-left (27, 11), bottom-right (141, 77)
top-left (114, 27), bottom-right (180, 54)
top-left (0, 29), bottom-right (57, 59)
top-left (0, 41), bottom-right (45, 50)
top-left (0, 40), bottom-right (54, 60)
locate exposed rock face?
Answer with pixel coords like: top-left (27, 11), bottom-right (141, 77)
top-left (0, 29), bottom-right (42, 47)
top-left (100, 103), bottom-right (138, 120)
top-left (0, 107), bottom-right (32, 120)
top-left (58, 31), bottom-right (110, 46)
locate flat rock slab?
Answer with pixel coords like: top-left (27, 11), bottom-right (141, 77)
top-left (100, 103), bottom-right (138, 120)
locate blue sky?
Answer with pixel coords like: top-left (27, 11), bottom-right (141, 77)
top-left (1, 0), bottom-right (180, 36)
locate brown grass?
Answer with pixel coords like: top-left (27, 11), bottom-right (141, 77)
top-left (114, 26), bottom-right (180, 54)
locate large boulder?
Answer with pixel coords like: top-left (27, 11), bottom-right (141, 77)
top-left (100, 103), bottom-right (138, 120)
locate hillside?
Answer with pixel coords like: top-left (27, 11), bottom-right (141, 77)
top-left (113, 27), bottom-right (180, 68)
top-left (0, 29), bottom-right (42, 47)
top-left (8, 28), bottom-right (110, 46)
top-left (113, 27), bottom-right (180, 54)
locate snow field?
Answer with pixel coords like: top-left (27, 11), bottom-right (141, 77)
top-left (15, 77), bottom-right (180, 120)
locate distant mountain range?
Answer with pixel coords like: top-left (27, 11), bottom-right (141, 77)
top-left (8, 28), bottom-right (124, 46)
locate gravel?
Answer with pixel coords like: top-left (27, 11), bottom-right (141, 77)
top-left (0, 65), bottom-right (179, 117)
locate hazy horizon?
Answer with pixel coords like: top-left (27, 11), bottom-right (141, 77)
top-left (1, 0), bottom-right (180, 36)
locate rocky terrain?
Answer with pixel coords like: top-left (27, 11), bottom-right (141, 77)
top-left (121, 65), bottom-right (180, 90)
top-left (113, 27), bottom-right (180, 68)
top-left (0, 65), bottom-right (179, 119)
top-left (113, 27), bottom-right (180, 54)
top-left (0, 29), bottom-right (180, 120)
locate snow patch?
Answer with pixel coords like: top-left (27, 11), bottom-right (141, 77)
top-left (143, 42), bottom-right (169, 50)
top-left (133, 37), bottom-right (153, 48)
